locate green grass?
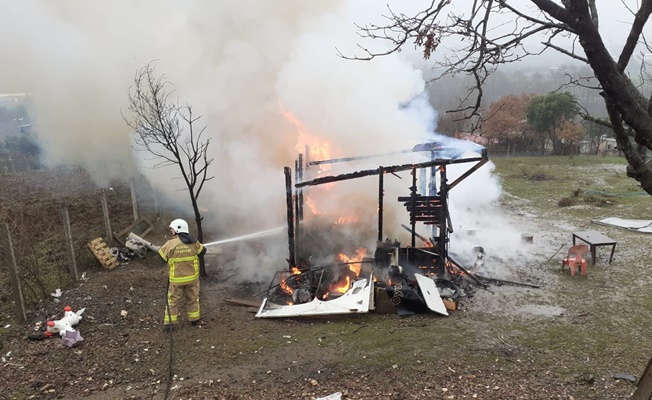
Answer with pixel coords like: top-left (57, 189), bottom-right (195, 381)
top-left (482, 155), bottom-right (652, 383)
top-left (493, 155), bottom-right (648, 221)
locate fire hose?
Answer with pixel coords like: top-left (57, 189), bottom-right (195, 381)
top-left (129, 232), bottom-right (173, 400)
top-left (163, 279), bottom-right (174, 400)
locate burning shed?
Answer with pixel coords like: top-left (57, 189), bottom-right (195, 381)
top-left (256, 140), bottom-right (489, 318)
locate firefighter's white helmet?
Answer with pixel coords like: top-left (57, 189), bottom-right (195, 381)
top-left (168, 219), bottom-right (189, 234)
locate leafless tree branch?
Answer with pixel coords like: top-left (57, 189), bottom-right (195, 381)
top-left (123, 62), bottom-right (214, 275)
top-left (344, 0), bottom-right (652, 194)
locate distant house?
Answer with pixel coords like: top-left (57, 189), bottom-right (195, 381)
top-left (0, 93), bottom-right (29, 107)
top-left (580, 136), bottom-right (620, 156)
top-left (597, 136), bottom-right (619, 156)
top-left (579, 140), bottom-right (591, 154)
top-left (18, 124), bottom-right (32, 134)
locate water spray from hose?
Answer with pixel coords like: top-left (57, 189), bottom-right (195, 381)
top-left (203, 226), bottom-right (285, 247)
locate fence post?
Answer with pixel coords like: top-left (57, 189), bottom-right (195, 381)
top-left (61, 206), bottom-right (78, 281)
top-left (632, 355), bottom-right (652, 400)
top-left (2, 223), bottom-right (27, 322)
top-left (130, 178), bottom-right (139, 222)
top-left (153, 190), bottom-right (161, 219)
top-left (101, 190), bottom-right (114, 246)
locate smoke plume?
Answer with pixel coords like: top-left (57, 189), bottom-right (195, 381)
top-left (1, 1), bottom-right (533, 282)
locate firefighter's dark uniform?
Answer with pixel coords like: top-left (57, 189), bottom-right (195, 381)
top-left (159, 234), bottom-right (205, 326)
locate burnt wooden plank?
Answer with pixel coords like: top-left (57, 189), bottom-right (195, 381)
top-left (224, 297), bottom-right (262, 308)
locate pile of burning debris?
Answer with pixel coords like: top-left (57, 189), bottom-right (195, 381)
top-left (256, 141), bottom-right (522, 319)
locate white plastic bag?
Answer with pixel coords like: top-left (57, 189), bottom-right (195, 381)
top-left (316, 393), bottom-right (342, 400)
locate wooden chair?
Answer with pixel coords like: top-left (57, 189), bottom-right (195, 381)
top-left (561, 244), bottom-right (589, 277)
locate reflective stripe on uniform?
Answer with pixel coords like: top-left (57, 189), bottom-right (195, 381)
top-left (168, 255), bottom-right (199, 284)
top-left (164, 314), bottom-right (178, 324)
top-left (187, 308), bottom-right (200, 320)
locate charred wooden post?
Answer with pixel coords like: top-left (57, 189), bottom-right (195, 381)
top-left (474, 274), bottom-right (539, 289)
top-left (401, 224), bottom-right (433, 246)
top-left (448, 158), bottom-right (489, 191)
top-left (447, 255), bottom-right (486, 288)
top-left (378, 166), bottom-right (384, 242)
top-left (438, 165), bottom-right (448, 251)
top-left (419, 167), bottom-right (427, 195)
top-left (298, 153), bottom-right (304, 221)
top-left (410, 167), bottom-right (418, 248)
top-left (294, 160), bottom-right (301, 256)
top-left (284, 167), bottom-right (296, 268)
top-left (429, 152), bottom-right (438, 239)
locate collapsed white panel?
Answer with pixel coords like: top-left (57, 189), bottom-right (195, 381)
top-left (414, 273), bottom-right (449, 316)
top-left (594, 217), bottom-right (652, 233)
top-left (255, 276), bottom-right (374, 318)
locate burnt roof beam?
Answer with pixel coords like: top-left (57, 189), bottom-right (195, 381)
top-left (295, 155), bottom-right (487, 189)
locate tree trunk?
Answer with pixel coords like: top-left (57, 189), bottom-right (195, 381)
top-left (190, 197), bottom-right (207, 277)
top-left (571, 11), bottom-right (652, 193)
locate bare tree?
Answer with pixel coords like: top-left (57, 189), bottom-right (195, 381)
top-left (345, 0), bottom-right (652, 194)
top-left (124, 63), bottom-right (213, 276)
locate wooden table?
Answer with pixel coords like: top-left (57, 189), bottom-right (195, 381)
top-left (572, 230), bottom-right (617, 265)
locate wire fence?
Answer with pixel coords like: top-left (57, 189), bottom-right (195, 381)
top-left (0, 169), bottom-right (161, 324)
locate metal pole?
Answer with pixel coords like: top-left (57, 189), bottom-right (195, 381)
top-left (61, 207), bottom-right (78, 281)
top-left (3, 223), bottom-right (27, 322)
top-left (101, 190), bottom-right (114, 246)
top-left (130, 178), bottom-right (139, 222)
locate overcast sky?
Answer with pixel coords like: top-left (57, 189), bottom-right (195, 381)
top-left (598, 0), bottom-right (651, 51)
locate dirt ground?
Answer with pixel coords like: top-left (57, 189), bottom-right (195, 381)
top-left (0, 167), bottom-right (647, 400)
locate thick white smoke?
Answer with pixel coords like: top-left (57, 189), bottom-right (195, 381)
top-left (1, 1), bottom-right (532, 281)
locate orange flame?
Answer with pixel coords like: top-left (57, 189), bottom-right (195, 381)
top-left (320, 248), bottom-right (369, 298)
top-left (282, 108), bottom-right (334, 167)
top-left (328, 275), bottom-right (351, 294)
top-left (335, 215), bottom-right (359, 225)
top-left (305, 196), bottom-right (322, 215)
top-left (279, 267), bottom-right (302, 299)
top-left (279, 276), bottom-right (293, 295)
top-left (338, 248), bottom-right (367, 277)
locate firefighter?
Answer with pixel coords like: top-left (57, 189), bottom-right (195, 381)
top-left (159, 218), bottom-right (206, 332)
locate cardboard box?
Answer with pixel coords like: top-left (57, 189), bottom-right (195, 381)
top-left (443, 298), bottom-right (458, 311)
